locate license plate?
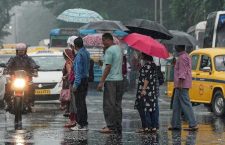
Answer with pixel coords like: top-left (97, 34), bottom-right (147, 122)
top-left (35, 89), bottom-right (50, 95)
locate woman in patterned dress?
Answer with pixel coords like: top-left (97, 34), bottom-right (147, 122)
top-left (135, 53), bottom-right (159, 133)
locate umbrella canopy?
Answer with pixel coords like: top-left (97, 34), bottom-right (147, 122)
top-left (79, 20), bottom-right (129, 31)
top-left (123, 33), bottom-right (169, 59)
top-left (79, 29), bottom-right (128, 37)
top-left (83, 34), bottom-right (120, 47)
top-left (125, 19), bottom-right (173, 40)
top-left (161, 30), bottom-right (198, 46)
top-left (57, 8), bottom-right (103, 23)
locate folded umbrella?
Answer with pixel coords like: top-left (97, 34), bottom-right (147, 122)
top-left (123, 33), bottom-right (169, 59)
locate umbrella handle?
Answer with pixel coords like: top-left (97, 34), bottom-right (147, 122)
top-left (158, 58), bottom-right (161, 66)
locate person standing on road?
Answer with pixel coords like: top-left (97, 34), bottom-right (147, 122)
top-left (168, 45), bottom-right (198, 131)
top-left (70, 37), bottom-right (90, 131)
top-left (97, 33), bottom-right (124, 134)
top-left (63, 36), bottom-right (78, 128)
top-left (135, 53), bottom-right (159, 133)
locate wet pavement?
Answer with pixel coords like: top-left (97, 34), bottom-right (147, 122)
top-left (1, 84), bottom-right (225, 145)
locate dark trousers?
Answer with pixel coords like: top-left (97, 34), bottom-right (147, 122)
top-left (74, 78), bottom-right (88, 127)
top-left (137, 97), bottom-right (158, 129)
top-left (103, 81), bottom-right (123, 131)
top-left (138, 108), bottom-right (158, 129)
top-left (155, 98), bottom-right (159, 129)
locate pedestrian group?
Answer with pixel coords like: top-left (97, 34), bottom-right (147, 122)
top-left (59, 33), bottom-right (198, 133)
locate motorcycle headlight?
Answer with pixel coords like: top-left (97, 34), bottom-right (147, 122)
top-left (13, 78), bottom-right (26, 89)
top-left (14, 135), bottom-right (25, 145)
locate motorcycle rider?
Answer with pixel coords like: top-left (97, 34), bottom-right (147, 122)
top-left (4, 43), bottom-right (38, 113)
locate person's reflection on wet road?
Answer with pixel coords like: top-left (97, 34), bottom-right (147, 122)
top-left (171, 130), bottom-right (197, 145)
top-left (140, 133), bottom-right (159, 145)
top-left (61, 131), bottom-right (88, 145)
top-left (104, 134), bottom-right (122, 145)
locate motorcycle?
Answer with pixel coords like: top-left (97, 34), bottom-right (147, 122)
top-left (0, 63), bottom-right (38, 124)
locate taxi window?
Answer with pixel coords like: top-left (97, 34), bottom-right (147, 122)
top-left (200, 55), bottom-right (211, 70)
top-left (32, 56), bottom-right (65, 71)
top-left (191, 55), bottom-right (199, 70)
top-left (214, 55), bottom-right (225, 71)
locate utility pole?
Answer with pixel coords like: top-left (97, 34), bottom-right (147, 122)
top-left (159, 0), bottom-right (163, 24)
top-left (155, 0), bottom-right (157, 22)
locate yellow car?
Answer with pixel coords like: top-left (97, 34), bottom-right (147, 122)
top-left (167, 48), bottom-right (225, 116)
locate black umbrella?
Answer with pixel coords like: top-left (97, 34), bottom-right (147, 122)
top-left (79, 20), bottom-right (129, 31)
top-left (161, 30), bottom-right (198, 46)
top-left (125, 19), bottom-right (173, 40)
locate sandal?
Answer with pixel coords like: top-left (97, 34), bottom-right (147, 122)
top-left (135, 128), bottom-right (148, 133)
top-left (183, 126), bottom-right (198, 131)
top-left (150, 128), bottom-right (157, 133)
top-left (168, 127), bottom-right (181, 131)
top-left (99, 127), bottom-right (114, 134)
top-left (64, 121), bottom-right (76, 128)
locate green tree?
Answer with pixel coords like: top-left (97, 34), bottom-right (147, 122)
top-left (42, 0), bottom-right (156, 26)
top-left (0, 0), bottom-right (29, 43)
top-left (169, 0), bottom-right (225, 31)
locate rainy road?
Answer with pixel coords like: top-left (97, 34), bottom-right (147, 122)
top-left (0, 84), bottom-right (225, 145)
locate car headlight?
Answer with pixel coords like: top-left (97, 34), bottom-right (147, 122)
top-left (13, 78), bottom-right (26, 89)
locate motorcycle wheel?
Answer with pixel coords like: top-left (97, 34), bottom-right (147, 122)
top-left (14, 97), bottom-right (22, 124)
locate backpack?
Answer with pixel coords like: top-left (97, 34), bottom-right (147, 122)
top-left (156, 65), bottom-right (164, 85)
top-left (122, 56), bottom-right (127, 77)
top-left (88, 59), bottom-right (94, 82)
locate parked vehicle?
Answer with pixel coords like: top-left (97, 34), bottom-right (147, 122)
top-left (203, 11), bottom-right (225, 48)
top-left (187, 21), bottom-right (206, 49)
top-left (0, 55), bottom-right (13, 105)
top-left (49, 28), bottom-right (77, 49)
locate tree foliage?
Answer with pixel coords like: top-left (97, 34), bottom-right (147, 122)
top-left (1, 0), bottom-right (225, 43)
top-left (0, 0), bottom-right (28, 43)
top-left (42, 0), bottom-right (225, 31)
top-left (169, 0), bottom-right (225, 31)
top-left (41, 0), bottom-right (155, 24)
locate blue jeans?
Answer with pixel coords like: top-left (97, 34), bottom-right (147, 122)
top-left (171, 88), bottom-right (197, 128)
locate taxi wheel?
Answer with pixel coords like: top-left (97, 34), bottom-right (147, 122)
top-left (212, 90), bottom-right (225, 117)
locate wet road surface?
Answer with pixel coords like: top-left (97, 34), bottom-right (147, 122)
top-left (1, 85), bottom-right (225, 145)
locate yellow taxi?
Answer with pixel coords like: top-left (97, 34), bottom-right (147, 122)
top-left (167, 48), bottom-right (225, 116)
